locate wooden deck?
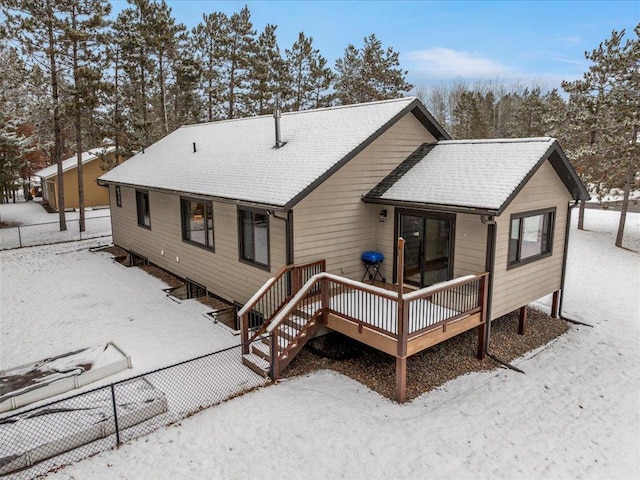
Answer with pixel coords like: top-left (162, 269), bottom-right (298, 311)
top-left (240, 241), bottom-right (489, 402)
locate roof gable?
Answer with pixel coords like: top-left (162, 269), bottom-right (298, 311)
top-left (99, 98), bottom-right (449, 209)
top-left (365, 138), bottom-right (589, 214)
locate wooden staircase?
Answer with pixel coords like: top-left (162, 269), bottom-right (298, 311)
top-left (242, 310), bottom-right (320, 378)
top-left (238, 261), bottom-right (326, 378)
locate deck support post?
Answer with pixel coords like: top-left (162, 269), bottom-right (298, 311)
top-left (395, 237), bottom-right (408, 404)
top-left (551, 290), bottom-right (560, 318)
top-left (518, 305), bottom-right (528, 335)
top-left (395, 356), bottom-right (407, 403)
top-left (241, 314), bottom-right (249, 354)
top-left (477, 322), bottom-right (486, 360)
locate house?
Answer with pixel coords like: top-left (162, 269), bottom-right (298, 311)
top-left (98, 97), bottom-right (588, 401)
top-left (36, 146), bottom-right (116, 211)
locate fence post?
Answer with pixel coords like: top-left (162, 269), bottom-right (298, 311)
top-left (110, 384), bottom-right (121, 446)
top-left (17, 225), bottom-right (22, 248)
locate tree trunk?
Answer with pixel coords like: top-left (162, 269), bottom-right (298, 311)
top-left (615, 166), bottom-right (632, 248)
top-left (71, 8), bottom-right (85, 232)
top-left (114, 46), bottom-right (121, 166)
top-left (577, 199), bottom-right (586, 230)
top-left (46, 0), bottom-right (66, 231)
top-left (617, 124), bottom-right (639, 248)
top-left (158, 48), bottom-right (169, 134)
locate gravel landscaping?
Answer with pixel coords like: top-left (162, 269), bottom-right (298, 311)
top-left (284, 308), bottom-right (569, 401)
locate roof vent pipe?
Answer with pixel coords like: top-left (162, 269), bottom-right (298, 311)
top-left (273, 107), bottom-right (284, 149)
top-left (193, 142), bottom-right (197, 153)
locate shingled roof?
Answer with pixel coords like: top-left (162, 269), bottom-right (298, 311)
top-left (99, 97), bottom-right (449, 209)
top-left (36, 146), bottom-right (116, 180)
top-left (364, 138), bottom-right (589, 215)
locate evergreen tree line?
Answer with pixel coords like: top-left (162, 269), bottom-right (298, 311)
top-left (0, 0), bottom-right (637, 246)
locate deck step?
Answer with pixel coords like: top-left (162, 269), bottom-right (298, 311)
top-left (278, 324), bottom-right (300, 341)
top-left (260, 335), bottom-right (290, 352)
top-left (242, 353), bottom-right (270, 378)
top-left (285, 314), bottom-right (307, 329)
top-left (251, 341), bottom-right (270, 360)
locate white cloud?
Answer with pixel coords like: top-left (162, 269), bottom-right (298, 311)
top-left (553, 36), bottom-right (582, 47)
top-left (404, 47), bottom-right (514, 79)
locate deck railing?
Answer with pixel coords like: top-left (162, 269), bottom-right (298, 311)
top-left (266, 271), bottom-right (488, 381)
top-left (239, 260), bottom-right (325, 353)
top-left (405, 273), bottom-right (487, 337)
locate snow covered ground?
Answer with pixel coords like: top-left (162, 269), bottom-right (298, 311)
top-left (1, 205), bottom-right (639, 479)
top-left (0, 201), bottom-right (111, 249)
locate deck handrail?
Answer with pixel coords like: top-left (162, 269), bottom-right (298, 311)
top-left (266, 272), bottom-right (488, 335)
top-left (240, 260), bottom-right (326, 353)
top-left (237, 264), bottom-right (290, 319)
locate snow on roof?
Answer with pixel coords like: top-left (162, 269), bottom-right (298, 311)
top-left (36, 146), bottom-right (116, 180)
top-left (367, 137), bottom-right (557, 212)
top-left (98, 97), bottom-right (419, 208)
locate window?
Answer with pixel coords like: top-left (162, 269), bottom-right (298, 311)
top-left (115, 185), bottom-right (122, 207)
top-left (508, 208), bottom-right (555, 267)
top-left (136, 190), bottom-right (150, 228)
top-left (186, 279), bottom-right (207, 299)
top-left (181, 198), bottom-right (214, 250)
top-left (238, 208), bottom-right (269, 269)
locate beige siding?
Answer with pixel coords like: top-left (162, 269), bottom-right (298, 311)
top-left (491, 161), bottom-right (572, 319)
top-left (293, 112), bottom-right (435, 281)
top-left (454, 213), bottom-right (487, 277)
top-left (109, 186), bottom-right (286, 304)
top-left (43, 155), bottom-right (112, 210)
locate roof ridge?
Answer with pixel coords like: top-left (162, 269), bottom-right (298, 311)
top-left (180, 97), bottom-right (416, 129)
top-left (439, 137), bottom-right (554, 145)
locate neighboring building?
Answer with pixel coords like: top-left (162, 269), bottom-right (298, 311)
top-left (98, 98), bottom-right (589, 398)
top-left (36, 146), bottom-right (116, 211)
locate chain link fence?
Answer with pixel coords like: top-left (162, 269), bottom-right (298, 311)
top-left (0, 215), bottom-right (112, 250)
top-left (0, 340), bottom-right (268, 479)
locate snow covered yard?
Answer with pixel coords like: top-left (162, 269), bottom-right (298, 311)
top-left (0, 239), bottom-right (240, 375)
top-left (0, 201), bottom-right (112, 249)
top-left (1, 208), bottom-right (638, 479)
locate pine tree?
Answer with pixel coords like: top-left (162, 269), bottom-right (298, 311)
top-left (169, 35), bottom-right (202, 127)
top-left (3, 0), bottom-right (68, 229)
top-left (511, 87), bottom-right (547, 137)
top-left (284, 32), bottom-right (333, 111)
top-left (60, 0), bottom-right (111, 231)
top-left (334, 34), bottom-right (412, 105)
top-left (452, 90), bottom-right (489, 139)
top-left (191, 12), bottom-right (227, 122)
top-left (219, 6), bottom-right (255, 119)
top-left (249, 24), bottom-right (286, 115)
top-left (0, 43), bottom-right (31, 204)
top-left (563, 26), bottom-right (640, 247)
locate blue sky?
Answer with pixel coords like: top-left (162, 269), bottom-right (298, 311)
top-left (112, 0), bottom-right (638, 90)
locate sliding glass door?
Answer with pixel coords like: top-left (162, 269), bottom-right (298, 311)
top-left (398, 211), bottom-right (454, 287)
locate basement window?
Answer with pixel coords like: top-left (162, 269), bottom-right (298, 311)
top-left (181, 198), bottom-right (214, 250)
top-left (136, 190), bottom-right (151, 229)
top-left (238, 208), bottom-right (269, 270)
top-left (508, 208), bottom-right (555, 268)
top-left (186, 279), bottom-right (207, 299)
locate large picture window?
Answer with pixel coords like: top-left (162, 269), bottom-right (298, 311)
top-left (181, 198), bottom-right (214, 250)
top-left (508, 208), bottom-right (555, 267)
top-left (238, 208), bottom-right (269, 269)
top-left (136, 190), bottom-right (150, 228)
